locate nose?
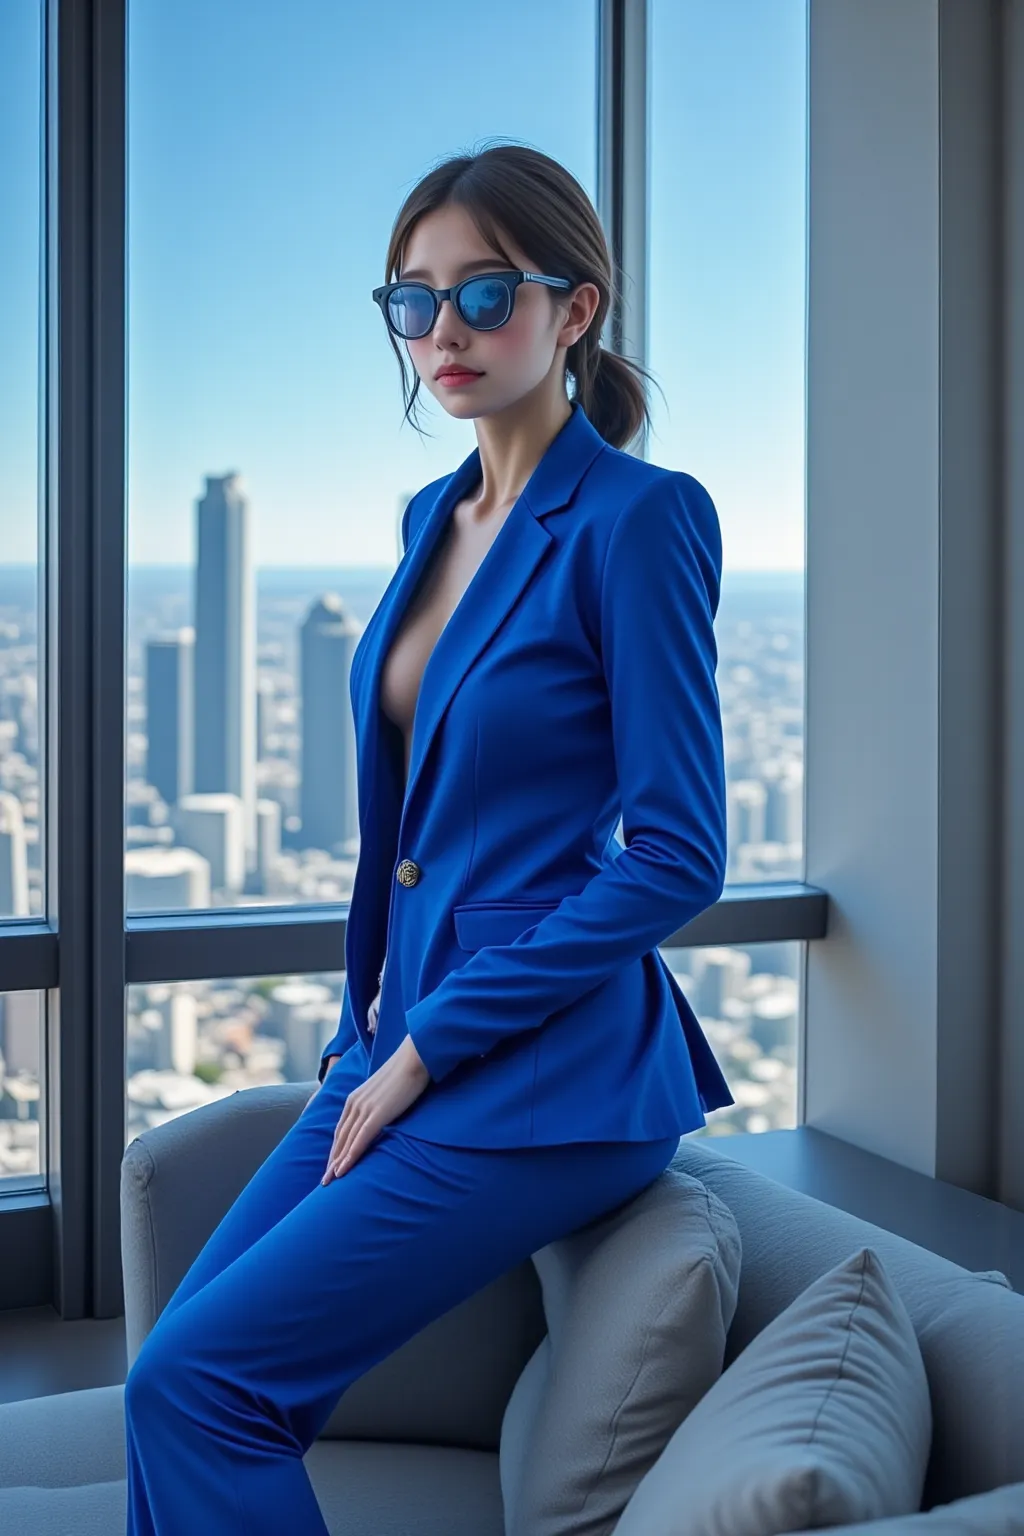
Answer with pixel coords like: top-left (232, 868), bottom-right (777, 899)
top-left (431, 296), bottom-right (465, 343)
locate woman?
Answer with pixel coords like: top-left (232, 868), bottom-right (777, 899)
top-left (124, 142), bottom-right (733, 1535)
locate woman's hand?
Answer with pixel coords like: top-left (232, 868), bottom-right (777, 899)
top-left (321, 1034), bottom-right (430, 1184)
top-left (304, 970), bottom-right (381, 1118)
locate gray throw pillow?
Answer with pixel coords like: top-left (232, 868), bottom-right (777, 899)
top-left (613, 1245), bottom-right (932, 1536)
top-left (786, 1480), bottom-right (1024, 1534)
top-left (500, 1165), bottom-right (742, 1536)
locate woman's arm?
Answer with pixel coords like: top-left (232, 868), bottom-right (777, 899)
top-left (403, 470), bottom-right (727, 1085)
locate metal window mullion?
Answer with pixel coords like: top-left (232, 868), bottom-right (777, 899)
top-left (1000, 0), bottom-right (1024, 1213)
top-left (596, 0), bottom-right (649, 458)
top-left (47, 0), bottom-right (128, 1321)
top-left (90, 0), bottom-right (128, 1321)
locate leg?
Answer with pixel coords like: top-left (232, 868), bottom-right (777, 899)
top-left (124, 1127), bottom-right (677, 1536)
top-left (156, 1041), bottom-right (368, 1326)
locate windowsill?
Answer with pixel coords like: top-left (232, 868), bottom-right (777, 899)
top-left (700, 1126), bottom-right (1024, 1290)
top-left (0, 1306), bottom-right (126, 1407)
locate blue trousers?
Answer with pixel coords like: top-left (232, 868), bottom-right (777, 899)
top-left (123, 1050), bottom-right (679, 1534)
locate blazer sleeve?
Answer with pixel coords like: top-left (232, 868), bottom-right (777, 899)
top-left (317, 494), bottom-right (419, 1081)
top-left (404, 469), bottom-right (728, 1085)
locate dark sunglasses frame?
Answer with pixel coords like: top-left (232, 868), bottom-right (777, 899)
top-left (372, 269), bottom-right (574, 339)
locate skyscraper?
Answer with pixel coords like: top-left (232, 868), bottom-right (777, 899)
top-left (192, 473), bottom-right (256, 868)
top-left (299, 594), bottom-right (359, 854)
top-left (145, 628), bottom-right (194, 807)
top-left (0, 791), bottom-right (29, 918)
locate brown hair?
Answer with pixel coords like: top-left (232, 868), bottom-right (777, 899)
top-left (379, 141), bottom-right (663, 452)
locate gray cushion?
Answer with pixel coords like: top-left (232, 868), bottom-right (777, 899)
top-left (786, 1481), bottom-right (1024, 1534)
top-left (0, 1481), bottom-right (127, 1536)
top-left (305, 1442), bottom-right (504, 1536)
top-left (0, 1385), bottom-right (505, 1536)
top-left (614, 1245), bottom-right (932, 1536)
top-left (500, 1166), bottom-right (742, 1536)
top-left (671, 1140), bottom-right (1024, 1508)
top-left (0, 1384), bottom-right (127, 1488)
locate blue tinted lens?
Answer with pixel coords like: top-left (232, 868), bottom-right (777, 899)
top-left (458, 276), bottom-right (512, 329)
top-left (388, 286), bottom-right (435, 338)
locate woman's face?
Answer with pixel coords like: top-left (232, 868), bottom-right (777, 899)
top-left (397, 203), bottom-right (595, 421)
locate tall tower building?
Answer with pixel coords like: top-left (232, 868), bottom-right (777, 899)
top-left (299, 594), bottom-right (360, 854)
top-left (192, 473), bottom-right (256, 867)
top-left (0, 791), bottom-right (29, 918)
top-left (145, 628), bottom-right (194, 807)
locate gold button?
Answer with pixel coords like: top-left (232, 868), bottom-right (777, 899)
top-left (396, 859), bottom-right (421, 887)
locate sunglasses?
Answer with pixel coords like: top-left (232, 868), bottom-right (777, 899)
top-left (372, 269), bottom-right (573, 341)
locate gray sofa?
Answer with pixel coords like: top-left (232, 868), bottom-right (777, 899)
top-left (0, 1081), bottom-right (1022, 1534)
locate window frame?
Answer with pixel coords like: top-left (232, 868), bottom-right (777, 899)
top-left (0, 0), bottom-right (826, 1316)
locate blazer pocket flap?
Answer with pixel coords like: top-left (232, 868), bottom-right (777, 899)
top-left (453, 902), bottom-right (559, 952)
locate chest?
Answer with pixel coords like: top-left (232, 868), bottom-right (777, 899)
top-left (378, 495), bottom-right (513, 735)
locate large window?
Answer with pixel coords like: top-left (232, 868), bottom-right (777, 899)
top-left (126, 972), bottom-right (343, 1144)
top-left (0, 2), bottom-right (44, 923)
top-left (124, 947), bottom-right (800, 1145)
top-left (648, 0), bottom-right (808, 887)
top-left (663, 942), bottom-right (801, 1136)
top-left (125, 0), bottom-right (599, 915)
top-left (0, 991), bottom-right (44, 1189)
top-left (0, 0), bottom-right (831, 1317)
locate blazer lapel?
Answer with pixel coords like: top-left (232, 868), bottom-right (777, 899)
top-left (348, 447), bottom-right (479, 837)
top-left (344, 402), bottom-right (607, 1011)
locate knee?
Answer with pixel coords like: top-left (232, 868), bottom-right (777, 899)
top-left (124, 1320), bottom-right (185, 1421)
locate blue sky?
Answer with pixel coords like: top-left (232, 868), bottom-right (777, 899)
top-left (0, 0), bottom-right (806, 573)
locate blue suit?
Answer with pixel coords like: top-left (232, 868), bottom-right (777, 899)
top-left (319, 398), bottom-right (734, 1143)
top-left (123, 402), bottom-right (731, 1533)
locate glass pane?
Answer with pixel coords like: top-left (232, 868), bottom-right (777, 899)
top-left (661, 940), bottom-right (802, 1135)
top-left (0, 990), bottom-right (45, 1189)
top-left (0, 2), bottom-right (44, 920)
top-left (649, 1), bottom-right (808, 886)
top-left (125, 0), bottom-right (598, 915)
top-left (126, 972), bottom-right (343, 1145)
top-left (125, 949), bottom-right (798, 1149)
top-left (126, 946), bottom-right (800, 1147)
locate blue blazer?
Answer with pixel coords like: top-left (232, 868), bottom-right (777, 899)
top-left (317, 399), bottom-right (735, 1146)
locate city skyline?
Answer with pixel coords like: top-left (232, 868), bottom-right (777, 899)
top-left (0, 551), bottom-right (804, 921)
top-left (0, 530), bottom-right (804, 1172)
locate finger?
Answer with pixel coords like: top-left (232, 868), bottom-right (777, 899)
top-left (327, 1089), bottom-right (369, 1169)
top-left (329, 1099), bottom-right (376, 1178)
top-left (322, 1102), bottom-right (356, 1184)
top-left (331, 1116), bottom-right (375, 1176)
top-left (323, 1131), bottom-right (353, 1183)
top-left (332, 1102), bottom-right (366, 1169)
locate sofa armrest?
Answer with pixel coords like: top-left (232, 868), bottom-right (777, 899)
top-left (120, 1081), bottom-right (310, 1366)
